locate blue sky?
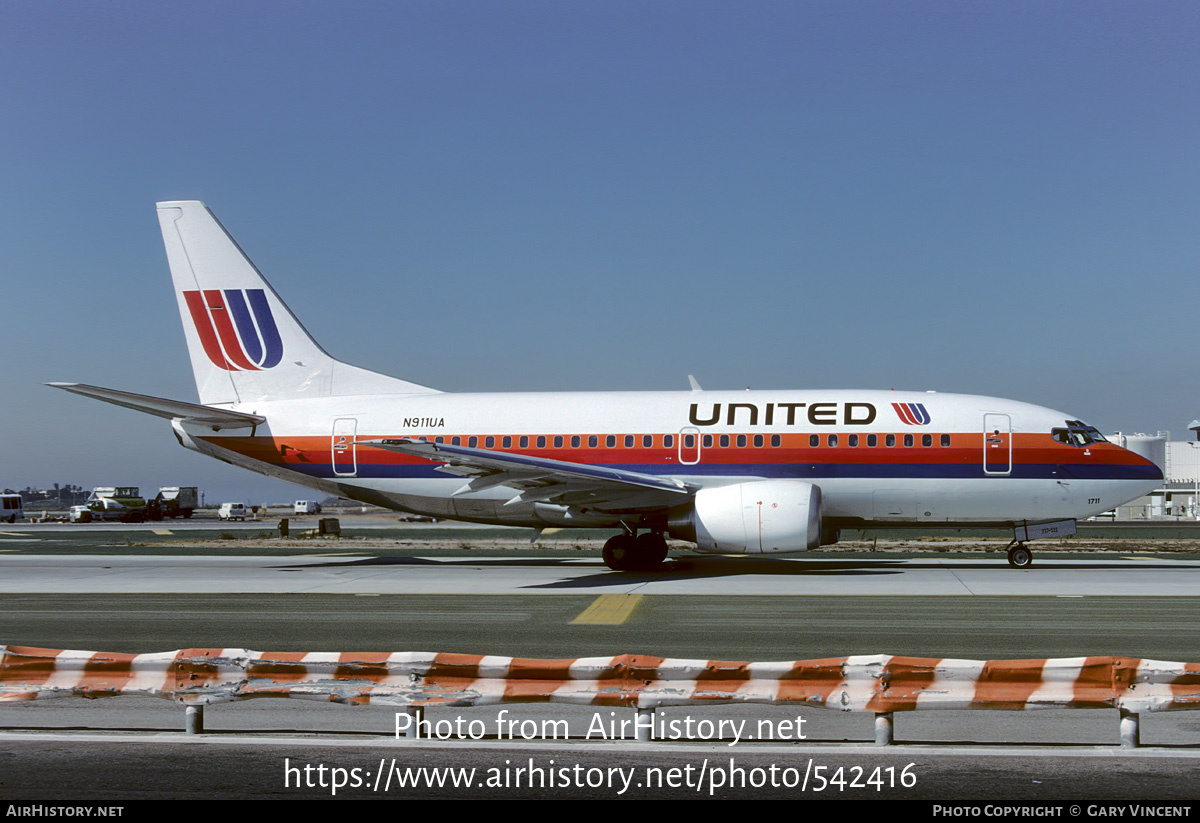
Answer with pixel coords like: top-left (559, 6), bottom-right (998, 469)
top-left (4, 2), bottom-right (1198, 503)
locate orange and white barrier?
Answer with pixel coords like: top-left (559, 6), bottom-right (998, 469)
top-left (4, 646), bottom-right (1198, 711)
top-left (3, 646), bottom-right (1197, 744)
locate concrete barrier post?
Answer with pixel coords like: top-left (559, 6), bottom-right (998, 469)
top-left (1120, 709), bottom-right (1140, 749)
top-left (400, 706), bottom-right (425, 739)
top-left (185, 704), bottom-right (204, 735)
top-left (874, 711), bottom-right (893, 745)
top-left (637, 707), bottom-right (654, 742)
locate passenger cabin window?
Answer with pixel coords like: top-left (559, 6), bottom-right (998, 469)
top-left (625, 435), bottom-right (634, 448)
top-left (643, 434), bottom-right (653, 448)
top-left (922, 434), bottom-right (932, 447)
top-left (867, 434), bottom-right (877, 447)
top-left (537, 436), bottom-right (546, 448)
top-left (435, 436), bottom-right (444, 444)
top-left (502, 436), bottom-right (512, 448)
top-left (605, 435), bottom-right (616, 448)
top-left (903, 434), bottom-right (914, 447)
top-left (663, 434), bottom-right (674, 448)
top-left (684, 434), bottom-right (695, 448)
top-left (519, 436), bottom-right (529, 448)
top-left (809, 434), bottom-right (819, 447)
top-left (554, 436), bottom-right (563, 448)
top-left (468, 436), bottom-right (478, 448)
top-left (452, 436), bottom-right (461, 446)
top-left (940, 434), bottom-right (950, 447)
top-left (737, 434), bottom-right (747, 447)
top-left (848, 434), bottom-right (858, 447)
top-left (703, 434), bottom-right (713, 447)
top-left (486, 436), bottom-right (495, 448)
top-left (885, 434), bottom-right (896, 447)
top-left (571, 436), bottom-right (581, 448)
top-left (771, 434), bottom-right (781, 447)
top-left (719, 434), bottom-right (730, 448)
top-left (589, 435), bottom-right (598, 448)
top-left (827, 434), bottom-right (838, 447)
top-left (754, 434), bottom-right (764, 448)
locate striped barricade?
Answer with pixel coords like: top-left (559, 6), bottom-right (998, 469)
top-left (2, 646), bottom-right (1197, 744)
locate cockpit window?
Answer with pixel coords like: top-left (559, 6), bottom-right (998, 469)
top-left (1051, 420), bottom-right (1108, 447)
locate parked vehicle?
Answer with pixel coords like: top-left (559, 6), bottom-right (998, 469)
top-left (1, 493), bottom-right (24, 523)
top-left (150, 486), bottom-right (198, 520)
top-left (68, 505), bottom-right (93, 523)
top-left (294, 500), bottom-right (321, 515)
top-left (87, 487), bottom-right (147, 523)
top-left (218, 502), bottom-right (247, 521)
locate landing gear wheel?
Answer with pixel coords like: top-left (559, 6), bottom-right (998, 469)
top-left (602, 534), bottom-right (637, 571)
top-left (602, 533), bottom-right (668, 572)
top-left (1007, 544), bottom-right (1033, 568)
top-left (633, 532), bottom-right (669, 570)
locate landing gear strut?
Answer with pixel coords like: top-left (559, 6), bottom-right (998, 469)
top-left (1006, 541), bottom-right (1033, 568)
top-left (602, 532), bottom-right (668, 572)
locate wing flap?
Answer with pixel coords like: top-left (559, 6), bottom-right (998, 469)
top-left (362, 438), bottom-right (691, 509)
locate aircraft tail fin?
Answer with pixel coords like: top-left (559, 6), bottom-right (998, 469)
top-left (156, 201), bottom-right (437, 405)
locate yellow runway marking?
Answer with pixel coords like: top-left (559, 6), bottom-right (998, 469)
top-left (571, 594), bottom-right (643, 625)
top-left (151, 529), bottom-right (173, 536)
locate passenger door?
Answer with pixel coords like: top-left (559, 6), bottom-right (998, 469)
top-left (983, 413), bottom-right (1012, 476)
top-left (332, 418), bottom-right (358, 477)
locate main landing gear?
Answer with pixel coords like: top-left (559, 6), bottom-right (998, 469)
top-left (602, 531), bottom-right (669, 572)
top-left (1006, 541), bottom-right (1033, 568)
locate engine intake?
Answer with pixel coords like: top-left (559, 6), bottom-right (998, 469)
top-left (668, 479), bottom-right (822, 554)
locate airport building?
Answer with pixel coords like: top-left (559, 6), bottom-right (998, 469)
top-left (1105, 421), bottom-right (1200, 520)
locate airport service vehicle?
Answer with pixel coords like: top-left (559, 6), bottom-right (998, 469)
top-left (51, 201), bottom-right (1163, 570)
top-left (149, 486), bottom-right (197, 520)
top-left (68, 505), bottom-right (92, 523)
top-left (0, 493), bottom-right (23, 523)
top-left (84, 487), bottom-right (148, 523)
top-left (218, 502), bottom-right (247, 521)
top-left (294, 500), bottom-right (322, 515)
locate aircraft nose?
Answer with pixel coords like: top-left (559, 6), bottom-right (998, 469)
top-left (1125, 446), bottom-right (1164, 485)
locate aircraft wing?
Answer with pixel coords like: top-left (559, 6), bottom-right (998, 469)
top-left (47, 383), bottom-right (265, 430)
top-left (362, 438), bottom-right (694, 510)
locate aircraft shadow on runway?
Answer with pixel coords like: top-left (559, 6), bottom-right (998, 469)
top-left (272, 554), bottom-right (1197, 591)
top-left (273, 555), bottom-right (908, 588)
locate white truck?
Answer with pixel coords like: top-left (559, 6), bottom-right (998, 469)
top-left (218, 502), bottom-right (247, 521)
top-left (294, 500), bottom-right (322, 515)
top-left (0, 493), bottom-right (23, 523)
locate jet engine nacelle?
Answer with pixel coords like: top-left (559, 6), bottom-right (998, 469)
top-left (668, 479), bottom-right (822, 554)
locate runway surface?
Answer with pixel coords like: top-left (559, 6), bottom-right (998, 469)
top-left (3, 553), bottom-right (1200, 596)
top-left (2, 524), bottom-right (1199, 801)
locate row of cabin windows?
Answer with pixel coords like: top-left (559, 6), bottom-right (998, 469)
top-left (420, 433), bottom-right (954, 450)
top-left (812, 433), bottom-right (952, 448)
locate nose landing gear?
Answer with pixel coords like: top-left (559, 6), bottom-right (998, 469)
top-left (1006, 541), bottom-right (1033, 568)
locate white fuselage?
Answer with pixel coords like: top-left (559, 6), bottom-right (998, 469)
top-left (176, 388), bottom-right (1162, 535)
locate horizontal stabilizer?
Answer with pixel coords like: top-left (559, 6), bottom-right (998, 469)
top-left (47, 383), bottom-right (265, 429)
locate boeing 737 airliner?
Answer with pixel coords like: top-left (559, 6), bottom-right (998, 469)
top-left (52, 201), bottom-right (1162, 570)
